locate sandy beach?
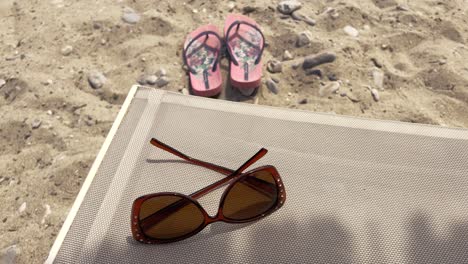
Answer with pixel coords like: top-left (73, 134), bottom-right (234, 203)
top-left (1, 0), bottom-right (467, 263)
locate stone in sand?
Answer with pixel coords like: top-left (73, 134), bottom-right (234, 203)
top-left (319, 81), bottom-right (340, 97)
top-left (267, 60), bottom-right (283, 73)
top-left (242, 6), bottom-right (257, 14)
top-left (122, 8), bottom-right (140, 24)
top-left (42, 79), bottom-right (53, 86)
top-left (0, 79), bottom-right (5, 88)
top-left (156, 68), bottom-right (167, 77)
top-left (302, 52), bottom-right (337, 69)
top-left (137, 74), bottom-right (147, 85)
top-left (298, 98), bottom-right (308, 104)
top-left (372, 68), bottom-right (384, 89)
top-left (371, 88), bottom-right (380, 102)
top-left (291, 11), bottom-right (304, 20)
top-left (283, 50), bottom-right (293, 60)
top-left (227, 1), bottom-right (236, 11)
top-left (61, 45), bottom-right (73, 56)
top-left (41, 204), bottom-right (51, 225)
top-left (181, 88), bottom-right (189, 95)
top-left (156, 76), bottom-right (169, 88)
top-left (266, 79), bottom-right (279, 94)
top-left (277, 0), bottom-right (302, 15)
top-left (18, 202), bottom-right (26, 214)
top-left (344, 25), bottom-right (359, 37)
top-left (88, 71), bottom-right (107, 89)
top-left (305, 69), bottom-right (322, 77)
top-left (145, 75), bottom-right (158, 85)
top-left (31, 119), bottom-right (42, 129)
top-left (303, 16), bottom-right (316, 26)
top-left (296, 31), bottom-right (312, 47)
top-left (328, 73), bottom-right (338, 81)
top-left (396, 4), bottom-right (410, 11)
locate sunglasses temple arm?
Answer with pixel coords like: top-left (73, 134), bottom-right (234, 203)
top-left (150, 138), bottom-right (234, 175)
top-left (190, 148), bottom-right (268, 199)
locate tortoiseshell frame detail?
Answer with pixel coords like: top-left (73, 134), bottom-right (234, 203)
top-left (131, 139), bottom-right (286, 244)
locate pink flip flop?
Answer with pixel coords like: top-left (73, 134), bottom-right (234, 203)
top-left (183, 25), bottom-right (223, 97)
top-left (224, 14), bottom-right (265, 90)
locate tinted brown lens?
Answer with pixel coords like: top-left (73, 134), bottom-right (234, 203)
top-left (222, 170), bottom-right (278, 220)
top-left (139, 195), bottom-right (205, 240)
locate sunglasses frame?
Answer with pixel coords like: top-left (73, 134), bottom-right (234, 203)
top-left (131, 139), bottom-right (286, 244)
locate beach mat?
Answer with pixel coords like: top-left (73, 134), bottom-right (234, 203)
top-left (47, 86), bottom-right (468, 263)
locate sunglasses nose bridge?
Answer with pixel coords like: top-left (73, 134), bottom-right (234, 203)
top-left (205, 213), bottom-right (223, 224)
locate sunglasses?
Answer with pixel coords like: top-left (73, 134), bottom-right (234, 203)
top-left (131, 138), bottom-right (286, 244)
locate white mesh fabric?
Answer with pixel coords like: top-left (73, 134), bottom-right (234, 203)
top-left (52, 88), bottom-right (468, 264)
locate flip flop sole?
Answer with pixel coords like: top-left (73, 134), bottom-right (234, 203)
top-left (184, 24), bottom-right (222, 97)
top-left (224, 14), bottom-right (264, 90)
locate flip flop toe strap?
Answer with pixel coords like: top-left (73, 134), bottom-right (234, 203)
top-left (183, 31), bottom-right (223, 75)
top-left (225, 21), bottom-right (265, 67)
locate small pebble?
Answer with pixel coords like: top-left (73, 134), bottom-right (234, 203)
top-left (371, 88), bottom-right (380, 102)
top-left (396, 4), bottom-right (410, 11)
top-left (305, 69), bottom-right (322, 77)
top-left (31, 119), bottom-right (42, 129)
top-left (371, 58), bottom-right (383, 68)
top-left (42, 79), bottom-right (53, 86)
top-left (137, 74), bottom-right (147, 85)
top-left (181, 88), bottom-right (189, 95)
top-left (47, 110), bottom-right (53, 115)
top-left (372, 68), bottom-right (384, 90)
top-left (298, 98), bottom-right (308, 104)
top-left (271, 77), bottom-right (280, 83)
top-left (331, 12), bottom-right (340, 19)
top-left (347, 94), bottom-right (361, 103)
top-left (41, 204), bottom-right (51, 225)
top-left (291, 61), bottom-right (302, 69)
top-left (319, 81), bottom-right (340, 97)
top-left (227, 1), bottom-right (236, 11)
top-left (0, 79), bottom-right (6, 88)
top-left (325, 8), bottom-right (339, 19)
top-left (267, 60), bottom-right (283, 73)
top-left (303, 16), bottom-right (316, 26)
top-left (344, 25), bottom-right (359, 37)
top-left (156, 76), bottom-right (169, 88)
top-left (291, 11), bottom-right (304, 20)
top-left (277, 0), bottom-right (302, 15)
top-left (438, 59), bottom-right (447, 65)
top-left (327, 73), bottom-right (338, 81)
top-left (93, 22), bottom-right (101, 29)
top-left (145, 75), bottom-right (158, 85)
top-left (156, 68), bottom-right (167, 77)
top-left (340, 92), bottom-right (347, 97)
top-left (88, 71), bottom-right (107, 89)
top-left (18, 202), bottom-right (26, 214)
top-left (303, 52), bottom-right (337, 69)
top-left (242, 6), bottom-right (257, 14)
top-left (266, 79), bottom-right (279, 94)
top-left (283, 50), bottom-right (293, 60)
top-left (61, 45), bottom-right (73, 56)
top-left (296, 31), bottom-right (312, 47)
top-left (122, 8), bottom-right (141, 24)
